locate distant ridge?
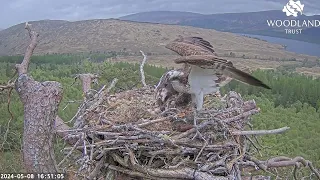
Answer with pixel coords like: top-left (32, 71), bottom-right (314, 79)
top-left (119, 11), bottom-right (203, 24)
top-left (119, 10), bottom-right (320, 44)
top-left (0, 18), bottom-right (317, 62)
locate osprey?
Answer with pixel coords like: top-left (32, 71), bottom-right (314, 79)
top-left (156, 36), bottom-right (270, 112)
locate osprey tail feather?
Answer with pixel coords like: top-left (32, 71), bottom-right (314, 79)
top-left (225, 67), bottom-right (271, 89)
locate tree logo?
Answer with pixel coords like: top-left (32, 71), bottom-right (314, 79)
top-left (282, 0), bottom-right (305, 17)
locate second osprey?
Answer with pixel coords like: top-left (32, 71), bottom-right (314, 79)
top-left (155, 36), bottom-right (271, 111)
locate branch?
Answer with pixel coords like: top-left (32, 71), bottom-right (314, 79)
top-left (137, 117), bottom-right (171, 128)
top-left (245, 155), bottom-right (320, 179)
top-left (232, 127), bottom-right (290, 136)
top-left (105, 78), bottom-right (118, 93)
top-left (139, 50), bottom-right (147, 87)
top-left (0, 86), bottom-right (14, 150)
top-left (15, 22), bottom-right (39, 75)
top-left (127, 148), bottom-right (228, 180)
top-left (0, 82), bottom-right (14, 91)
top-left (106, 164), bottom-right (155, 179)
top-left (76, 73), bottom-right (99, 94)
top-left (87, 159), bottom-right (105, 180)
top-left (57, 139), bottom-right (80, 167)
top-left (71, 78), bottom-right (117, 127)
top-left (55, 116), bottom-right (78, 146)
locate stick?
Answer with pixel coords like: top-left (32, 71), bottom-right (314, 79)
top-left (57, 139), bottom-right (81, 167)
top-left (106, 78), bottom-right (118, 93)
top-left (0, 83), bottom-right (14, 91)
top-left (126, 148), bottom-right (228, 179)
top-left (139, 50), bottom-right (147, 87)
top-left (245, 155), bottom-right (320, 179)
top-left (137, 117), bottom-right (170, 128)
top-left (15, 22), bottom-right (39, 75)
top-left (87, 158), bottom-right (105, 180)
top-left (231, 127), bottom-right (290, 136)
top-left (76, 73), bottom-right (99, 94)
top-left (55, 116), bottom-right (79, 145)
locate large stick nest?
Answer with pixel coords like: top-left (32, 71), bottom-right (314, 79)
top-left (58, 82), bottom-right (319, 180)
top-left (61, 84), bottom-right (250, 178)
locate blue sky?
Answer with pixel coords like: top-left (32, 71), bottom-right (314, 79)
top-left (0, 0), bottom-right (319, 29)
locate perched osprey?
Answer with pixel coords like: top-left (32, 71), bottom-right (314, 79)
top-left (156, 36), bottom-right (270, 111)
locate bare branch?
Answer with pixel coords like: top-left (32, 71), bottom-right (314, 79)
top-left (57, 139), bottom-right (81, 167)
top-left (15, 22), bottom-right (39, 75)
top-left (105, 78), bottom-right (118, 93)
top-left (0, 82), bottom-right (14, 91)
top-left (126, 148), bottom-right (228, 180)
top-left (76, 73), bottom-right (99, 94)
top-left (87, 159), bottom-right (105, 180)
top-left (245, 155), bottom-right (320, 179)
top-left (55, 116), bottom-right (78, 146)
top-left (232, 127), bottom-right (290, 136)
top-left (137, 117), bottom-right (171, 128)
top-left (71, 78), bottom-right (118, 127)
top-left (139, 50), bottom-right (147, 87)
top-left (0, 87), bottom-right (14, 150)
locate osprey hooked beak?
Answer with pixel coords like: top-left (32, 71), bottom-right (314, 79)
top-left (155, 70), bottom-right (185, 109)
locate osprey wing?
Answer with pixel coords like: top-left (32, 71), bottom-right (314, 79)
top-left (174, 55), bottom-right (271, 89)
top-left (165, 36), bottom-right (216, 56)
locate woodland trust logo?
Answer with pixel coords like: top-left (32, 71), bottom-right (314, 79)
top-left (266, 0), bottom-right (320, 34)
top-left (282, 0), bottom-right (304, 17)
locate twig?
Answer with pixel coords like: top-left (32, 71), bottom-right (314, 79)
top-left (87, 158), bottom-right (105, 180)
top-left (106, 78), bottom-right (118, 93)
top-left (62, 100), bottom-right (83, 110)
top-left (0, 87), bottom-right (14, 150)
top-left (126, 147), bottom-right (228, 179)
top-left (77, 73), bottom-right (99, 94)
top-left (293, 165), bottom-right (299, 180)
top-left (0, 82), bottom-right (14, 91)
top-left (194, 141), bottom-right (208, 162)
top-left (106, 164), bottom-right (155, 179)
top-left (139, 50), bottom-right (147, 87)
top-left (82, 133), bottom-right (87, 156)
top-left (137, 117), bottom-right (171, 128)
top-left (245, 155), bottom-right (320, 179)
top-left (231, 127), bottom-right (290, 136)
top-left (15, 22), bottom-right (39, 75)
top-left (57, 139), bottom-right (81, 167)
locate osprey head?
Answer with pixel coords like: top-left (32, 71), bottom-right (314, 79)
top-left (155, 70), bottom-right (185, 109)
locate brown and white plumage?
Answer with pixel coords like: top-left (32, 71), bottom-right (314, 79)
top-left (165, 36), bottom-right (217, 56)
top-left (156, 36), bottom-right (270, 111)
top-left (174, 55), bottom-right (271, 89)
top-left (155, 69), bottom-right (191, 110)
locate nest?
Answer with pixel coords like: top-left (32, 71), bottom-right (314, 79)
top-left (60, 80), bottom-right (268, 180)
top-left (55, 74), bottom-right (320, 180)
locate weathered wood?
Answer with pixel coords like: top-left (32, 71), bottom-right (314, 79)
top-left (55, 116), bottom-right (78, 145)
top-left (232, 127), bottom-right (290, 136)
top-left (14, 22), bottom-right (63, 173)
top-left (16, 75), bottom-right (63, 172)
top-left (139, 50), bottom-right (147, 87)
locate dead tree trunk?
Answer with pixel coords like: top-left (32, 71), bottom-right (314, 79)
top-left (14, 23), bottom-right (63, 173)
